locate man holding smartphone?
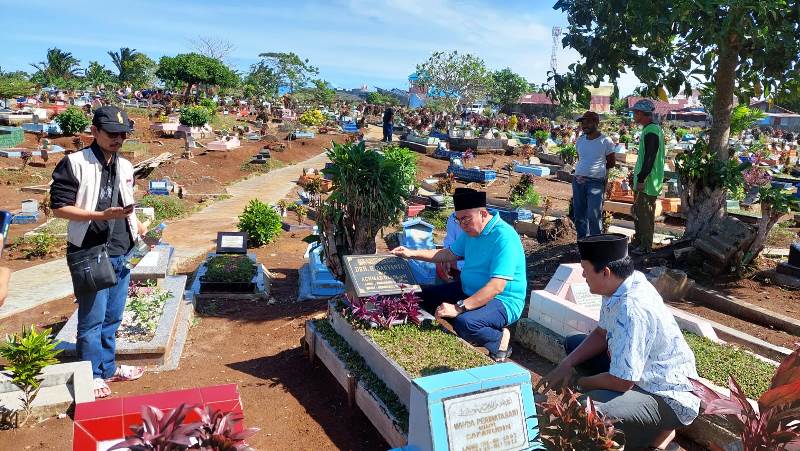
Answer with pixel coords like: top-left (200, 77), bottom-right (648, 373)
top-left (51, 106), bottom-right (147, 398)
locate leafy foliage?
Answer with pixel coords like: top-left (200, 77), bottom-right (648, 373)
top-left (691, 345), bottom-right (800, 451)
top-left (420, 209), bottom-right (452, 231)
top-left (293, 203), bottom-right (308, 224)
top-left (156, 53), bottom-right (239, 98)
top-left (125, 282), bottom-right (171, 335)
top-left (536, 387), bottom-right (623, 450)
top-left (139, 195), bottom-right (187, 222)
top-left (558, 144), bottom-right (577, 165)
top-left (84, 61), bottom-right (117, 90)
top-left (109, 403), bottom-right (258, 451)
top-left (237, 199), bottom-right (282, 247)
top-left (0, 326), bottom-right (62, 426)
top-left (179, 105), bottom-right (212, 127)
top-left (674, 140), bottom-right (748, 199)
top-left (509, 175), bottom-right (541, 209)
top-left (202, 255), bottom-right (257, 284)
top-left (0, 75), bottom-right (35, 100)
top-left (533, 129), bottom-right (550, 145)
top-left (308, 79), bottom-right (335, 106)
top-left (299, 109), bottom-right (325, 126)
top-left (54, 106), bottom-right (90, 135)
top-left (365, 91), bottom-right (399, 106)
top-left (18, 231), bottom-right (61, 259)
top-left (256, 52), bottom-right (319, 92)
top-left (30, 48), bottom-right (81, 85)
top-left (730, 105), bottom-right (766, 136)
top-left (491, 68), bottom-right (529, 111)
top-left (413, 51), bottom-right (493, 113)
top-left (344, 291), bottom-right (422, 329)
top-left (243, 61), bottom-right (280, 101)
top-left (108, 48), bottom-right (156, 89)
top-left (199, 98), bottom-right (217, 116)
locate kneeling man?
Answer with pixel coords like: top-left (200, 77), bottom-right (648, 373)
top-left (537, 233), bottom-right (699, 450)
top-left (391, 188), bottom-right (526, 362)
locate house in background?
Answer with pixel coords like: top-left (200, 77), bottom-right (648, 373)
top-left (587, 85), bottom-right (614, 113)
top-left (750, 100), bottom-right (800, 131)
top-left (514, 92), bottom-right (557, 117)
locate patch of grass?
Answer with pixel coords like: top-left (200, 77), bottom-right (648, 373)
top-left (215, 194), bottom-right (232, 201)
top-left (766, 222), bottom-right (796, 247)
top-left (240, 160), bottom-right (286, 174)
top-left (314, 319), bottom-right (409, 433)
top-left (123, 107), bottom-right (151, 117)
top-left (420, 209), bottom-right (453, 231)
top-left (210, 114), bottom-right (241, 132)
top-left (121, 140), bottom-right (149, 156)
top-left (684, 332), bottom-right (775, 399)
top-left (36, 218), bottom-right (68, 235)
top-left (138, 194), bottom-right (188, 222)
top-left (364, 322), bottom-right (491, 378)
top-left (14, 232), bottom-right (63, 258)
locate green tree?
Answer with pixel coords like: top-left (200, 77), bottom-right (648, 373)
top-left (365, 91), bottom-right (398, 106)
top-left (122, 53), bottom-right (157, 90)
top-left (108, 47), bottom-right (138, 84)
top-left (551, 0), bottom-right (800, 240)
top-left (256, 52), bottom-right (318, 93)
top-left (0, 76), bottom-right (35, 102)
top-left (243, 61), bottom-right (281, 101)
top-left (83, 61), bottom-right (116, 90)
top-left (156, 53), bottom-right (239, 102)
top-left (309, 79), bottom-right (336, 106)
top-left (414, 51), bottom-right (493, 113)
top-left (30, 48), bottom-right (81, 86)
top-left (491, 68), bottom-right (529, 112)
top-left (773, 79), bottom-right (800, 113)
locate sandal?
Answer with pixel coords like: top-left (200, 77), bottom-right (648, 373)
top-left (491, 346), bottom-right (513, 362)
top-left (93, 378), bottom-right (111, 399)
top-left (105, 365), bottom-right (145, 382)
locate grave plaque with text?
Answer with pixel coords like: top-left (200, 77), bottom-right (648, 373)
top-left (443, 385), bottom-right (528, 451)
top-left (343, 254), bottom-right (420, 298)
top-left (566, 283), bottom-right (603, 311)
top-left (215, 232), bottom-right (248, 254)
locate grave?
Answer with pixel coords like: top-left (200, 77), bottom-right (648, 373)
top-left (148, 179), bottom-right (171, 196)
top-left (292, 130), bottom-right (315, 139)
top-left (400, 139), bottom-right (439, 154)
top-left (400, 218), bottom-right (437, 285)
top-left (56, 244), bottom-right (193, 370)
top-left (489, 206), bottom-right (533, 224)
top-left (206, 135), bottom-right (241, 151)
top-left (0, 361), bottom-right (94, 419)
top-left (514, 163), bottom-right (550, 177)
top-left (0, 126), bottom-right (23, 148)
top-left (72, 384), bottom-right (248, 451)
top-left (343, 254), bottom-right (421, 298)
top-left (298, 242), bottom-right (345, 300)
top-left (447, 163), bottom-right (497, 184)
top-left (775, 243), bottom-right (800, 285)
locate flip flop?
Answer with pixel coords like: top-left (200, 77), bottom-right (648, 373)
top-left (93, 378), bottom-right (111, 398)
top-left (491, 346), bottom-right (513, 363)
top-left (105, 365), bottom-right (145, 382)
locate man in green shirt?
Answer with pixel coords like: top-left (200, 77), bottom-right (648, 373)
top-left (631, 100), bottom-right (665, 255)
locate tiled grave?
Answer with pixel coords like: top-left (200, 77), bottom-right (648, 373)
top-left (130, 245), bottom-right (174, 281)
top-left (0, 361), bottom-right (93, 417)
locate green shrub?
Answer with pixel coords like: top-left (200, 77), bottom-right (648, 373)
top-left (420, 209), bottom-right (451, 231)
top-left (179, 105), bottom-right (211, 127)
top-left (558, 144), bottom-right (577, 165)
top-left (203, 255), bottom-right (256, 283)
top-left (511, 185), bottom-right (541, 209)
top-left (54, 106), bottom-right (90, 135)
top-left (299, 109), bottom-right (325, 126)
top-left (237, 199), bottom-right (282, 247)
top-left (19, 232), bottom-right (60, 258)
top-left (138, 194), bottom-right (187, 222)
top-left (0, 326), bottom-right (62, 425)
top-left (198, 98), bottom-right (217, 117)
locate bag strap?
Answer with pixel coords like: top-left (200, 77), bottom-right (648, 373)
top-left (105, 154), bottom-right (120, 246)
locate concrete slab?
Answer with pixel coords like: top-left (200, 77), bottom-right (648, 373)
top-left (0, 361), bottom-right (93, 415)
top-left (0, 258), bottom-right (73, 320)
top-left (130, 245), bottom-right (174, 281)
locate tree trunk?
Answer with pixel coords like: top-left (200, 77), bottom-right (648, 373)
top-left (683, 36), bottom-right (739, 239)
top-left (742, 202), bottom-right (782, 266)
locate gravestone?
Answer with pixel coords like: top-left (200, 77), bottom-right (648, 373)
top-left (216, 232), bottom-right (248, 254)
top-left (148, 180), bottom-right (170, 196)
top-left (130, 244), bottom-right (174, 281)
top-left (565, 282), bottom-right (603, 310)
top-left (343, 254), bottom-right (421, 298)
top-left (395, 362), bottom-right (542, 451)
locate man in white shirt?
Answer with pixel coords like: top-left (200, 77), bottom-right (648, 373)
top-left (537, 233), bottom-right (699, 450)
top-left (572, 111), bottom-right (615, 238)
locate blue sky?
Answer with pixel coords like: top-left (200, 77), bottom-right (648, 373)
top-left (1, 0), bottom-right (640, 94)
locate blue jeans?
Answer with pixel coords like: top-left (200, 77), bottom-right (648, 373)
top-left (383, 123), bottom-right (393, 142)
top-left (75, 255), bottom-right (130, 379)
top-left (420, 281), bottom-right (509, 354)
top-left (572, 177), bottom-right (606, 239)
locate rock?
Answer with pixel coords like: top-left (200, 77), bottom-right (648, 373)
top-left (527, 156), bottom-right (541, 164)
top-left (647, 266), bottom-right (693, 301)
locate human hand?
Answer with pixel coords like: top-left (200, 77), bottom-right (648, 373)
top-left (535, 361), bottom-right (577, 393)
top-left (99, 207), bottom-right (128, 220)
top-left (436, 303), bottom-right (461, 318)
top-left (390, 246), bottom-right (414, 259)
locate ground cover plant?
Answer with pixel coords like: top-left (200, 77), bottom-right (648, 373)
top-left (53, 106), bottom-right (90, 135)
top-left (0, 326), bottom-right (62, 427)
top-left (118, 282), bottom-right (172, 342)
top-left (179, 105), bottom-right (211, 127)
top-left (692, 345), bottom-right (800, 451)
top-left (313, 319), bottom-right (409, 433)
top-left (557, 144), bottom-right (577, 165)
top-left (299, 108), bottom-right (325, 126)
top-left (237, 199), bottom-right (282, 246)
top-left (536, 387), bottom-right (623, 450)
top-left (509, 174), bottom-right (541, 209)
top-left (12, 232), bottom-right (63, 259)
top-left (139, 194), bottom-right (187, 223)
top-left (684, 332), bottom-right (775, 399)
top-left (202, 255), bottom-right (257, 284)
top-left (420, 209), bottom-right (452, 231)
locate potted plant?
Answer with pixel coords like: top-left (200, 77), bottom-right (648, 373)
top-left (199, 255), bottom-right (257, 293)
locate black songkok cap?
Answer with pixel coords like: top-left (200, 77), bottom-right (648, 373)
top-left (453, 188), bottom-right (486, 211)
top-left (578, 233), bottom-right (629, 266)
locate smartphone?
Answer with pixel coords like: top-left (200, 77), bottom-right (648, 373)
top-left (123, 203), bottom-right (137, 212)
top-left (0, 210), bottom-right (11, 258)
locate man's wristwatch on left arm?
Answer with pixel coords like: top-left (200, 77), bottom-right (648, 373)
top-left (456, 299), bottom-right (468, 313)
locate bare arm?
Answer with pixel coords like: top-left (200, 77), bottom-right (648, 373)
top-left (605, 153), bottom-right (616, 170)
top-left (0, 266), bottom-right (10, 306)
top-left (390, 246), bottom-right (461, 263)
top-left (462, 277), bottom-right (506, 310)
top-left (53, 205), bottom-right (128, 222)
top-left (578, 372), bottom-right (635, 392)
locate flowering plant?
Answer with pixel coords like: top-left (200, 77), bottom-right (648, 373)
top-left (345, 287), bottom-right (422, 329)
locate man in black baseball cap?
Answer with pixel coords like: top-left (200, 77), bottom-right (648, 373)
top-left (93, 105), bottom-right (132, 134)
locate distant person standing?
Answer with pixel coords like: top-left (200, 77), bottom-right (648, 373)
top-left (382, 106), bottom-right (394, 142)
top-left (572, 111), bottom-right (615, 238)
top-left (630, 100), bottom-right (665, 255)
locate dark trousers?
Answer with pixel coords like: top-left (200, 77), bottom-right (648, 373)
top-left (632, 192), bottom-right (657, 251)
top-left (420, 281), bottom-right (508, 354)
top-left (75, 255), bottom-right (131, 379)
top-left (565, 334), bottom-right (682, 450)
top-left (382, 123), bottom-right (393, 142)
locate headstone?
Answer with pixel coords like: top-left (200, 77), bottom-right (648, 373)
top-left (397, 362), bottom-right (542, 451)
top-left (215, 232), bottom-right (248, 254)
top-left (148, 180), bottom-right (170, 196)
top-left (565, 282), bottom-right (603, 310)
top-left (130, 245), bottom-right (174, 281)
top-left (342, 254), bottom-right (421, 298)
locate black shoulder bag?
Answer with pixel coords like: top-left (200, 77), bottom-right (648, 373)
top-left (66, 161), bottom-right (120, 294)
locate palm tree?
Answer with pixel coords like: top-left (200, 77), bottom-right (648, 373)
top-left (30, 48), bottom-right (81, 83)
top-left (108, 47), bottom-right (139, 83)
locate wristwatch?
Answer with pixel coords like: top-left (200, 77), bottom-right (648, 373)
top-left (456, 299), bottom-right (468, 311)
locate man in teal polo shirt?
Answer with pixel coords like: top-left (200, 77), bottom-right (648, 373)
top-left (391, 188), bottom-right (526, 361)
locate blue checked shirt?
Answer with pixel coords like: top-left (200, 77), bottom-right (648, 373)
top-left (599, 271), bottom-right (700, 425)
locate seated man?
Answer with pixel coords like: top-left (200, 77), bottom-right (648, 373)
top-left (391, 188), bottom-right (526, 361)
top-left (537, 233), bottom-right (699, 450)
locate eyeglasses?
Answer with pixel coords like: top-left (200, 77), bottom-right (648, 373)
top-left (102, 130), bottom-right (127, 139)
top-left (455, 214), bottom-right (474, 226)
